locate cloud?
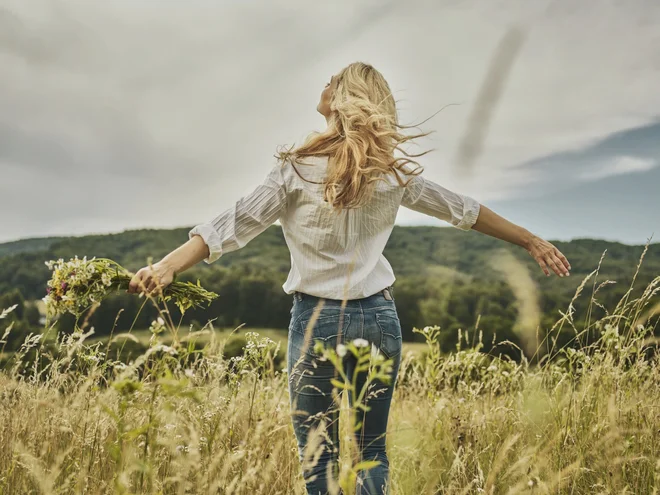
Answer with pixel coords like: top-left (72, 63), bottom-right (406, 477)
top-left (1, 0), bottom-right (660, 244)
top-left (579, 156), bottom-right (658, 181)
top-left (485, 163), bottom-right (660, 244)
top-left (505, 120), bottom-right (660, 199)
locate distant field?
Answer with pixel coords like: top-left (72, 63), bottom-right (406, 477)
top-left (93, 326), bottom-right (429, 357)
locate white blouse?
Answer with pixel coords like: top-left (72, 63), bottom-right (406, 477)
top-left (189, 155), bottom-right (481, 300)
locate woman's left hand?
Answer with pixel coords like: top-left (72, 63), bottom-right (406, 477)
top-left (525, 235), bottom-right (571, 277)
top-left (128, 262), bottom-right (175, 295)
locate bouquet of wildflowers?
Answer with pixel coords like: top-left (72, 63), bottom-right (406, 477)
top-left (43, 256), bottom-right (218, 320)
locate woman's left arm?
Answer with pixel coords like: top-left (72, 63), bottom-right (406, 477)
top-left (471, 203), bottom-right (571, 277)
top-left (400, 175), bottom-right (571, 278)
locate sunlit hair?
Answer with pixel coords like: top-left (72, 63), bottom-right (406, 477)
top-left (276, 62), bottom-right (433, 209)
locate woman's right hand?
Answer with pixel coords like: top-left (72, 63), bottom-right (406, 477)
top-left (128, 262), bottom-right (175, 295)
top-left (525, 235), bottom-right (571, 277)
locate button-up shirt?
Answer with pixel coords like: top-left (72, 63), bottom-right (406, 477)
top-left (189, 155), bottom-right (480, 300)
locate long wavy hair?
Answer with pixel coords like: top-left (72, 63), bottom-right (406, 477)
top-left (276, 62), bottom-right (433, 209)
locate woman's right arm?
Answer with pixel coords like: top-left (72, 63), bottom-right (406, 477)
top-left (401, 174), bottom-right (571, 278)
top-left (129, 163), bottom-right (287, 295)
top-left (127, 235), bottom-right (209, 294)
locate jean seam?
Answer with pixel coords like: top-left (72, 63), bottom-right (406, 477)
top-left (289, 305), bottom-right (326, 332)
top-left (295, 313), bottom-right (352, 339)
top-left (358, 299), bottom-right (364, 339)
top-left (375, 315), bottom-right (402, 361)
top-left (369, 304), bottom-right (397, 312)
top-left (375, 315), bottom-right (402, 339)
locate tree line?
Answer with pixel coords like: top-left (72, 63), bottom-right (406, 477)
top-left (1, 226), bottom-right (658, 360)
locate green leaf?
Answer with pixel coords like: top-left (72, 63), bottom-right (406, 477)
top-left (330, 378), bottom-right (350, 390)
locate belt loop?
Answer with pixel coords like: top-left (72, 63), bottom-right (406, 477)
top-left (295, 291), bottom-right (303, 302)
top-left (383, 287), bottom-right (393, 301)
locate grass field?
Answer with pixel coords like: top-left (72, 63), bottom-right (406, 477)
top-left (1, 264), bottom-right (659, 494)
top-left (91, 326), bottom-right (429, 360)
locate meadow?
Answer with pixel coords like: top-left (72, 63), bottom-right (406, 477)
top-left (0, 251), bottom-right (659, 494)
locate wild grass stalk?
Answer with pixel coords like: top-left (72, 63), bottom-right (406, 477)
top-left (0, 250), bottom-right (658, 494)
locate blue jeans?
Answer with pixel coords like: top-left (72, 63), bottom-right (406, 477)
top-left (287, 288), bottom-right (402, 495)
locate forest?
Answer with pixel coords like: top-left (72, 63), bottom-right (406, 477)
top-left (1, 225), bottom-right (658, 360)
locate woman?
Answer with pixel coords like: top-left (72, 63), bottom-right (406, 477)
top-left (129, 62), bottom-right (570, 494)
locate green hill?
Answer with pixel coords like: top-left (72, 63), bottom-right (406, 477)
top-left (0, 226), bottom-right (658, 358)
top-left (0, 236), bottom-right (66, 258)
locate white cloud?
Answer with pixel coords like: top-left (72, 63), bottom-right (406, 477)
top-left (579, 156), bottom-right (658, 181)
top-left (1, 0), bottom-right (660, 242)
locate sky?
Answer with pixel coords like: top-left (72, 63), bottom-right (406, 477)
top-left (1, 0), bottom-right (659, 245)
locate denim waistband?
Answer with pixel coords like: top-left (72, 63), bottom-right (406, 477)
top-left (293, 286), bottom-right (394, 303)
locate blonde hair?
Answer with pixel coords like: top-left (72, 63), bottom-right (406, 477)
top-left (276, 62), bottom-right (432, 209)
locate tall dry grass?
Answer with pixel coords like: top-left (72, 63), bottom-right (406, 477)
top-left (0, 250), bottom-right (659, 494)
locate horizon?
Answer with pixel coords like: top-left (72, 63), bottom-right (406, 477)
top-left (1, 223), bottom-right (656, 248)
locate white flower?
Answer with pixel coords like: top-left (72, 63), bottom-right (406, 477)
top-left (487, 365), bottom-right (497, 372)
top-left (336, 343), bottom-right (347, 358)
top-left (371, 343), bottom-right (381, 358)
top-left (157, 317), bottom-right (165, 326)
top-left (184, 369), bottom-right (195, 379)
top-left (353, 338), bottom-right (369, 348)
top-left (151, 344), bottom-right (178, 356)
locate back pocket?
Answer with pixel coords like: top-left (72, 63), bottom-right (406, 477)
top-left (375, 310), bottom-right (402, 360)
top-left (298, 311), bottom-right (351, 357)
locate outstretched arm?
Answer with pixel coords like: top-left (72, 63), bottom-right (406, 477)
top-left (129, 164), bottom-right (287, 294)
top-left (471, 204), bottom-right (570, 277)
top-left (400, 174), bottom-right (481, 231)
top-left (401, 174), bottom-right (571, 277)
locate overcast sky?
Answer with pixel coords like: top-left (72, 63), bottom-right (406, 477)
top-left (1, 0), bottom-right (659, 245)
